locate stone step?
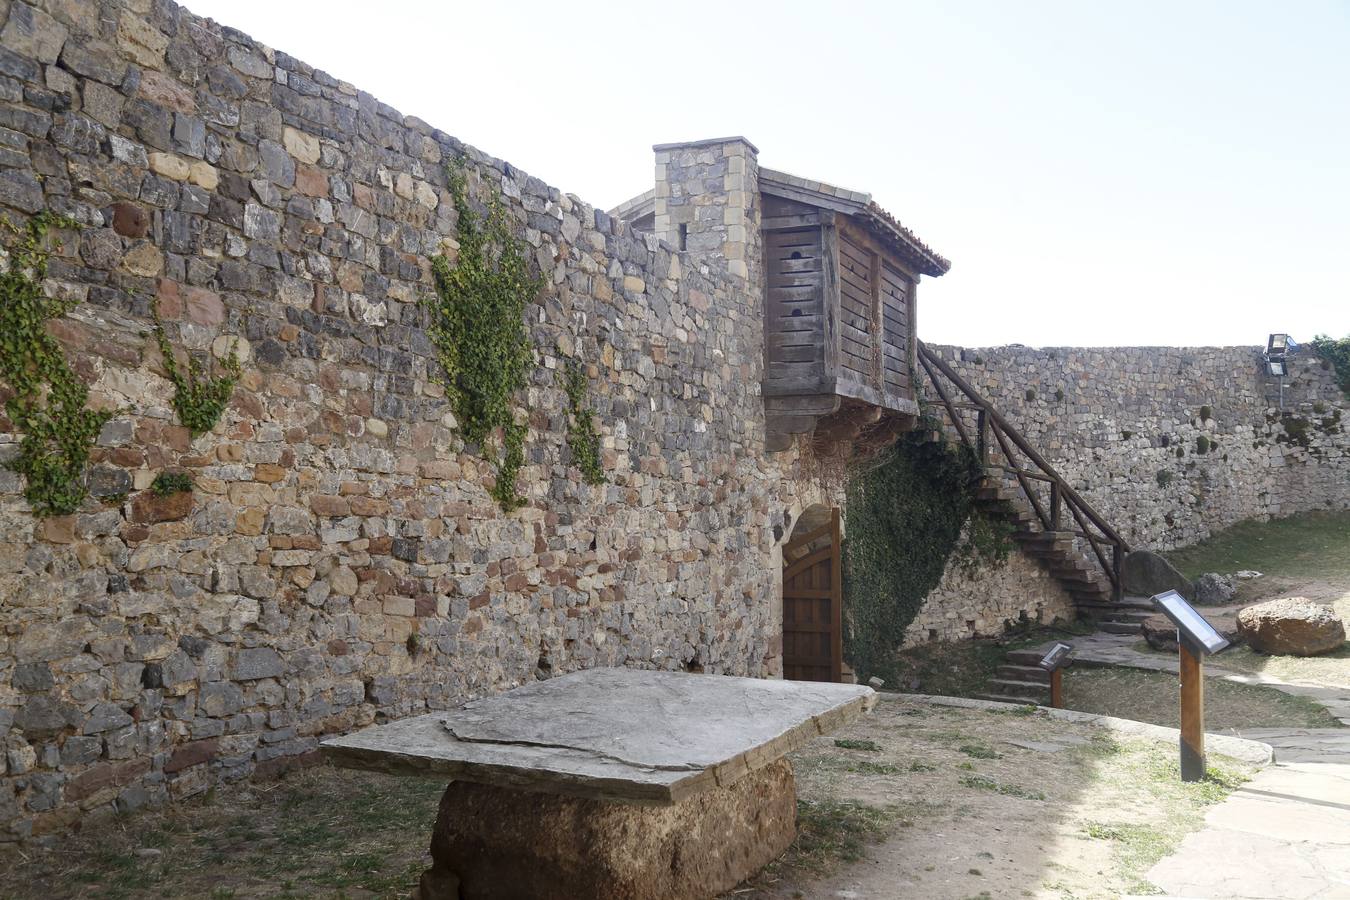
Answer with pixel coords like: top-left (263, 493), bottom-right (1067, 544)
top-left (996, 664), bottom-right (1051, 684)
top-left (1099, 621), bottom-right (1144, 635)
top-left (1005, 649), bottom-right (1045, 667)
top-left (1014, 530), bottom-right (1075, 543)
top-left (1101, 609), bottom-right (1154, 623)
top-left (986, 678), bottom-right (1051, 700)
top-left (973, 693), bottom-right (1044, 707)
top-left (1078, 598), bottom-right (1155, 612)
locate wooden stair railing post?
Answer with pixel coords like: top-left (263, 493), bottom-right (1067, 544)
top-left (977, 409), bottom-right (989, 465)
top-left (1112, 542), bottom-right (1124, 603)
top-left (1049, 482), bottom-right (1061, 531)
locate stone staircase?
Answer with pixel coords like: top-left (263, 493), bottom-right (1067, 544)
top-left (975, 648), bottom-right (1052, 705)
top-left (972, 475), bottom-right (1115, 609)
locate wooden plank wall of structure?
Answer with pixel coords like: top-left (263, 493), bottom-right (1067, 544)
top-left (764, 227), bottom-right (825, 390)
top-left (838, 232), bottom-right (876, 385)
top-left (880, 263), bottom-right (911, 395)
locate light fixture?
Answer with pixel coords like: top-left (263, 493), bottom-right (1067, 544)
top-left (1267, 359), bottom-right (1287, 378)
top-left (1267, 333), bottom-right (1289, 353)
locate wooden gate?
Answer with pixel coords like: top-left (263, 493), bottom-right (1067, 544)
top-left (782, 509), bottom-right (842, 682)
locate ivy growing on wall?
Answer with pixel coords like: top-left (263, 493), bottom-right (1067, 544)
top-left (421, 161), bottom-right (542, 511)
top-left (153, 318), bottom-right (240, 438)
top-left (842, 429), bottom-right (1006, 682)
top-left (0, 212), bottom-right (115, 517)
top-left (561, 354), bottom-right (604, 486)
top-left (1310, 334), bottom-right (1350, 394)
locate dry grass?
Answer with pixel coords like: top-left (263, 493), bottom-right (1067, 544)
top-left (0, 767), bottom-right (444, 899)
top-left (1164, 510), bottom-right (1350, 582)
top-left (1064, 665), bottom-right (1343, 732)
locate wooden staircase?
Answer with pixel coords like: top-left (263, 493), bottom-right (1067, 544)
top-left (916, 343), bottom-right (1134, 620)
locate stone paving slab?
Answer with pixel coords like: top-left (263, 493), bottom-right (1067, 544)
top-left (323, 668), bottom-right (875, 804)
top-left (1147, 762), bottom-right (1350, 899)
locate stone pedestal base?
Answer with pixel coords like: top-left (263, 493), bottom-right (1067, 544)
top-left (416, 758), bottom-right (797, 900)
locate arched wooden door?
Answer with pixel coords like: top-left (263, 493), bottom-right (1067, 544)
top-left (782, 508), bottom-right (842, 682)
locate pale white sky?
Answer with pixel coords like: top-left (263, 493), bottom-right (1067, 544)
top-left (183, 0), bottom-right (1350, 348)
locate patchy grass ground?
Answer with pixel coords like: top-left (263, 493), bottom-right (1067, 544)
top-left (887, 622), bottom-right (1093, 697)
top-left (1162, 511), bottom-right (1350, 685)
top-left (0, 767), bottom-right (444, 899)
top-left (1164, 510), bottom-right (1350, 583)
top-left (735, 698), bottom-right (1254, 899)
top-left (2, 701), bottom-right (1253, 900)
top-left (1064, 666), bottom-right (1343, 732)
top-left (1132, 637), bottom-right (1350, 688)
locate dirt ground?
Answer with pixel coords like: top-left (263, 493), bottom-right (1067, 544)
top-left (0, 700), bottom-right (1251, 900)
top-left (734, 698), bottom-right (1249, 900)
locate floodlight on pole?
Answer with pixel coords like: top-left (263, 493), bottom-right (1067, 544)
top-left (1263, 333), bottom-right (1294, 410)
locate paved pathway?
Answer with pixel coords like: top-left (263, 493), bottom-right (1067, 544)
top-left (1058, 632), bottom-right (1350, 898)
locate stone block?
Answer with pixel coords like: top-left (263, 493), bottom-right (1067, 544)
top-left (421, 759), bottom-right (795, 900)
top-left (130, 489), bottom-right (193, 524)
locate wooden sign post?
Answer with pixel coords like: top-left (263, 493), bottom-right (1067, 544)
top-left (1152, 590), bottom-right (1229, 783)
top-left (1178, 637), bottom-right (1206, 781)
top-left (1038, 642), bottom-right (1073, 710)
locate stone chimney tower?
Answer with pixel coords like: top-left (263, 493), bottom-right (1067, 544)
top-left (652, 137), bottom-right (760, 282)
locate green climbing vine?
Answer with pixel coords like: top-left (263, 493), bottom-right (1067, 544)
top-left (150, 470), bottom-right (192, 496)
top-left (1309, 334), bottom-right (1350, 394)
top-left (562, 354), bottom-right (605, 486)
top-left (153, 317), bottom-right (239, 438)
top-left (421, 161), bottom-right (542, 511)
top-left (0, 211), bottom-right (115, 517)
top-left (842, 427), bottom-right (1011, 682)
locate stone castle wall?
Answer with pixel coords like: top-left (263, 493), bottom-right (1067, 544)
top-left (0, 0), bottom-right (856, 842)
top-left (1, 0), bottom-right (1340, 846)
top-left (928, 345), bottom-right (1350, 550)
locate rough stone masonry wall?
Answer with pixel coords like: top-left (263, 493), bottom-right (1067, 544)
top-left (0, 0), bottom-right (852, 842)
top-left (928, 345), bottom-right (1350, 551)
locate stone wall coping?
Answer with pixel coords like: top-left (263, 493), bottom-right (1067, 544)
top-left (652, 136), bottom-right (760, 154)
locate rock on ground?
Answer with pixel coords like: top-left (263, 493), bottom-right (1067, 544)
top-left (1237, 598), bottom-right (1347, 657)
top-left (1194, 572), bottom-right (1237, 605)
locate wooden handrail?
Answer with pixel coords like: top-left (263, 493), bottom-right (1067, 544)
top-left (917, 342), bottom-right (1131, 601)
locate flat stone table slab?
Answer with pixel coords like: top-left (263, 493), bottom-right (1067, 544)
top-left (323, 668), bottom-right (875, 900)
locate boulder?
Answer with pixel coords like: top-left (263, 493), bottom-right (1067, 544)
top-left (1193, 573), bottom-right (1237, 606)
top-left (1237, 598), bottom-right (1346, 656)
top-left (1121, 550), bottom-right (1193, 600)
